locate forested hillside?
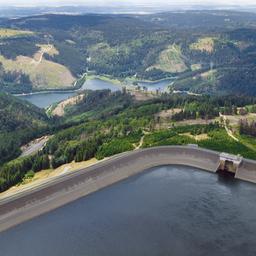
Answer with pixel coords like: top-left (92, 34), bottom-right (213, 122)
top-left (2, 89), bottom-right (256, 192)
top-left (1, 11), bottom-right (256, 95)
top-left (0, 93), bottom-right (49, 164)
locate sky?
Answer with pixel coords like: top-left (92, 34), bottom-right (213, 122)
top-left (0, 0), bottom-right (256, 7)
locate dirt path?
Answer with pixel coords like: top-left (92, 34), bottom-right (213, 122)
top-left (135, 136), bottom-right (144, 150)
top-left (31, 44), bottom-right (53, 65)
top-left (219, 113), bottom-right (239, 142)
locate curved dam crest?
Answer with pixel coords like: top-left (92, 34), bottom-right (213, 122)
top-left (0, 146), bottom-right (255, 232)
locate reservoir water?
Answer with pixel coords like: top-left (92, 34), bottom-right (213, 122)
top-left (0, 165), bottom-right (256, 256)
top-left (17, 78), bottom-right (173, 108)
top-left (18, 78), bottom-right (120, 108)
top-left (18, 91), bottom-right (75, 109)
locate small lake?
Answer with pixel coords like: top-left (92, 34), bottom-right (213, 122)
top-left (17, 78), bottom-right (173, 108)
top-left (18, 91), bottom-right (76, 109)
top-left (17, 78), bottom-right (120, 108)
top-left (82, 78), bottom-right (120, 91)
top-left (0, 165), bottom-right (256, 256)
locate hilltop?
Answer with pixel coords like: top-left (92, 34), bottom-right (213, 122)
top-left (1, 11), bottom-right (256, 95)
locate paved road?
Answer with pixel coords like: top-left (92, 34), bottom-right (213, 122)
top-left (21, 136), bottom-right (49, 157)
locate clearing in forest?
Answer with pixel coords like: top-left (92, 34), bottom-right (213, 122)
top-left (149, 44), bottom-right (188, 73)
top-left (0, 28), bottom-right (34, 38)
top-left (190, 37), bottom-right (216, 53)
top-left (0, 44), bottom-right (75, 89)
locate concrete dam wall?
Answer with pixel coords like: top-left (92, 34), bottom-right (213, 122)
top-left (236, 159), bottom-right (256, 182)
top-left (0, 146), bottom-right (255, 232)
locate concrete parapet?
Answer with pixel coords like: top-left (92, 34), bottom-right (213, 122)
top-left (0, 145), bottom-right (255, 232)
top-left (236, 159), bottom-right (256, 183)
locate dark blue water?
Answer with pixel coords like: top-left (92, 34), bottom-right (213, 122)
top-left (18, 91), bottom-right (76, 108)
top-left (17, 78), bottom-right (174, 108)
top-left (82, 78), bottom-right (120, 92)
top-left (17, 79), bottom-right (120, 108)
top-left (0, 165), bottom-right (256, 256)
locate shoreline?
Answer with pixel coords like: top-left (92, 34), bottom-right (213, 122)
top-left (13, 74), bottom-right (177, 97)
top-left (0, 146), bottom-right (255, 233)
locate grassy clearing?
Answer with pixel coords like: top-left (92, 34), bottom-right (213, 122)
top-left (172, 69), bottom-right (218, 92)
top-left (0, 28), bottom-right (34, 38)
top-left (150, 44), bottom-right (187, 73)
top-left (181, 132), bottom-right (209, 141)
top-left (86, 74), bottom-right (123, 86)
top-left (190, 37), bottom-right (216, 53)
top-left (142, 124), bottom-right (256, 160)
top-left (198, 129), bottom-right (256, 159)
top-left (0, 45), bottom-right (75, 89)
top-left (36, 44), bottom-right (59, 57)
top-left (238, 134), bottom-right (256, 152)
top-left (191, 64), bottom-right (202, 71)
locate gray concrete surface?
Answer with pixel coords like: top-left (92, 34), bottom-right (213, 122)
top-left (0, 146), bottom-right (255, 233)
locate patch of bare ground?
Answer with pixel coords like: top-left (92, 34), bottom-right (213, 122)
top-left (175, 118), bottom-right (216, 125)
top-left (181, 132), bottom-right (209, 141)
top-left (129, 91), bottom-right (156, 101)
top-left (52, 94), bottom-right (85, 116)
top-left (0, 44), bottom-right (75, 89)
top-left (190, 37), bottom-right (216, 53)
top-left (154, 108), bottom-right (183, 129)
top-left (223, 113), bottom-right (256, 127)
top-left (156, 108), bottom-right (182, 119)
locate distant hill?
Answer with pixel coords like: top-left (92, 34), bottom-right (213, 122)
top-left (1, 11), bottom-right (256, 95)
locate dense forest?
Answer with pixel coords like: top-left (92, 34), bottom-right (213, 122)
top-left (1, 90), bottom-right (256, 192)
top-left (0, 93), bottom-right (49, 164)
top-left (2, 10), bottom-right (256, 192)
top-left (1, 11), bottom-right (256, 94)
top-left (0, 63), bottom-right (33, 93)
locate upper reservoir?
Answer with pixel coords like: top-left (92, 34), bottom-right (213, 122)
top-left (0, 165), bottom-right (256, 256)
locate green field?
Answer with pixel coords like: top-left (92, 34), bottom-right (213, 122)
top-left (190, 37), bottom-right (216, 53)
top-left (150, 44), bottom-right (188, 73)
top-left (0, 28), bottom-right (34, 38)
top-left (0, 44), bottom-right (76, 89)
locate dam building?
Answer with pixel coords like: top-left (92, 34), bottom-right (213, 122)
top-left (218, 153), bottom-right (243, 174)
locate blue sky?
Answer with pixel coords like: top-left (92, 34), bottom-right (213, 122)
top-left (0, 0), bottom-right (255, 7)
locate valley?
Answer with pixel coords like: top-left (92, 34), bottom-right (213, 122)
top-left (2, 87), bottom-right (256, 194)
top-left (2, 9), bottom-right (256, 215)
top-left (1, 11), bottom-right (256, 95)
top-left (1, 8), bottom-right (256, 252)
